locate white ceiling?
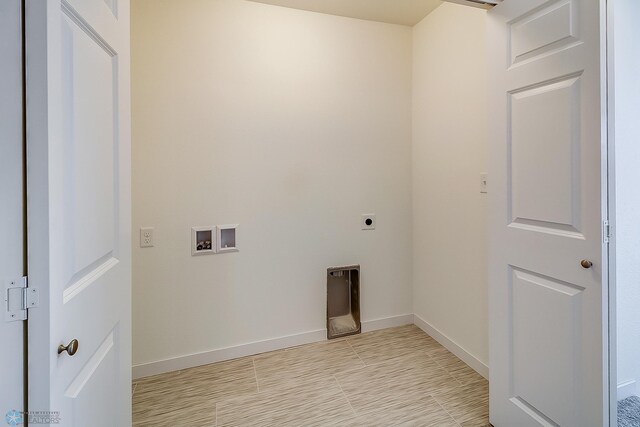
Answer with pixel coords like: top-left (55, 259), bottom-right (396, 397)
top-left (245, 0), bottom-right (443, 26)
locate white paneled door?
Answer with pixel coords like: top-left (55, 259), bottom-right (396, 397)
top-left (26, 0), bottom-right (131, 426)
top-left (488, 0), bottom-right (609, 426)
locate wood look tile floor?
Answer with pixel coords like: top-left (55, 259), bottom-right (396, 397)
top-left (132, 325), bottom-right (489, 426)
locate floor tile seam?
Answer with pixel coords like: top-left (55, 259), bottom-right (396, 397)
top-left (344, 338), bottom-right (367, 367)
top-left (355, 347), bottom-right (442, 372)
top-left (256, 359), bottom-right (371, 385)
top-left (425, 348), bottom-right (481, 380)
top-left (217, 380), bottom-right (354, 425)
top-left (432, 395), bottom-right (463, 427)
top-left (230, 372), bottom-right (350, 400)
top-left (432, 392), bottom-right (488, 425)
top-left (252, 357), bottom-right (261, 392)
top-left (425, 349), bottom-right (465, 388)
top-left (332, 374), bottom-right (358, 418)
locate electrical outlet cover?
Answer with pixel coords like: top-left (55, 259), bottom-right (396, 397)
top-left (140, 227), bottom-right (154, 248)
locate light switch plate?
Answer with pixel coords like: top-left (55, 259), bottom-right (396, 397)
top-left (140, 227), bottom-right (154, 248)
top-left (480, 173), bottom-right (488, 194)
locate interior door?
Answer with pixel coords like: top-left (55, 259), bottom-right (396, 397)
top-left (487, 0), bottom-right (609, 426)
top-left (26, 0), bottom-right (131, 426)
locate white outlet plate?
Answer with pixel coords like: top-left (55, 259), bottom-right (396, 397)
top-left (480, 173), bottom-right (488, 193)
top-left (361, 214), bottom-right (376, 230)
top-left (140, 227), bottom-right (154, 248)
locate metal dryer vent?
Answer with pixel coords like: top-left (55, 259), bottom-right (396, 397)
top-left (327, 265), bottom-right (360, 339)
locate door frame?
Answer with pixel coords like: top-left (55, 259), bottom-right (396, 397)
top-left (604, 0), bottom-right (640, 424)
top-left (606, 0), bottom-right (617, 424)
top-left (0, 0), bottom-right (26, 421)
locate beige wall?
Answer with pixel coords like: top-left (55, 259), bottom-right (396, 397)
top-left (412, 3), bottom-right (489, 367)
top-left (131, 0), bottom-right (413, 368)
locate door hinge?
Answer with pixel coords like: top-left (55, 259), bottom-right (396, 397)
top-left (4, 276), bottom-right (39, 322)
top-left (603, 220), bottom-right (612, 244)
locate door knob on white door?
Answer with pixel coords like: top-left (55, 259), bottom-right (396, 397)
top-left (580, 260), bottom-right (593, 269)
top-left (58, 339), bottom-right (79, 356)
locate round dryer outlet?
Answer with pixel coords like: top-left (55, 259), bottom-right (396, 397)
top-left (361, 214), bottom-right (376, 230)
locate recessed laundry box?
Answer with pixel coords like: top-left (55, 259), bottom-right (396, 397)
top-left (327, 265), bottom-right (361, 339)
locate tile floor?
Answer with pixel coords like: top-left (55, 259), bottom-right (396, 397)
top-left (132, 325), bottom-right (489, 426)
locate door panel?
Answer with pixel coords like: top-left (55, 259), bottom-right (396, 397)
top-left (488, 0), bottom-right (608, 426)
top-left (26, 0), bottom-right (131, 425)
top-left (64, 330), bottom-right (118, 425)
top-left (509, 0), bottom-right (579, 66)
top-left (510, 75), bottom-right (582, 234)
top-left (61, 5), bottom-right (117, 298)
top-left (511, 267), bottom-right (584, 426)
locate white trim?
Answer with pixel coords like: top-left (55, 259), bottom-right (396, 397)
top-left (413, 314), bottom-right (489, 379)
top-left (617, 380), bottom-right (637, 401)
top-left (191, 226), bottom-right (217, 256)
top-left (442, 0), bottom-right (501, 11)
top-left (133, 313), bottom-right (414, 379)
top-left (361, 313), bottom-right (414, 332)
top-left (0, 0), bottom-right (25, 414)
top-left (605, 0), bottom-right (616, 423)
top-left (133, 328), bottom-right (325, 379)
top-left (216, 224), bottom-right (239, 253)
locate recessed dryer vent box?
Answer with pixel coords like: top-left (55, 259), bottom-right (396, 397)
top-left (327, 265), bottom-right (361, 339)
top-left (217, 224), bottom-right (239, 253)
top-left (192, 226), bottom-right (216, 256)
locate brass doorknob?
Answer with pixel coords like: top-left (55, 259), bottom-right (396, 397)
top-left (58, 339), bottom-right (79, 356)
top-left (581, 260), bottom-right (593, 269)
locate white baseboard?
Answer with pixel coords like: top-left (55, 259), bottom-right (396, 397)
top-left (618, 380), bottom-right (637, 401)
top-left (413, 314), bottom-right (489, 379)
top-left (133, 313), bottom-right (413, 380)
top-left (362, 313), bottom-right (414, 332)
top-left (133, 329), bottom-right (326, 379)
